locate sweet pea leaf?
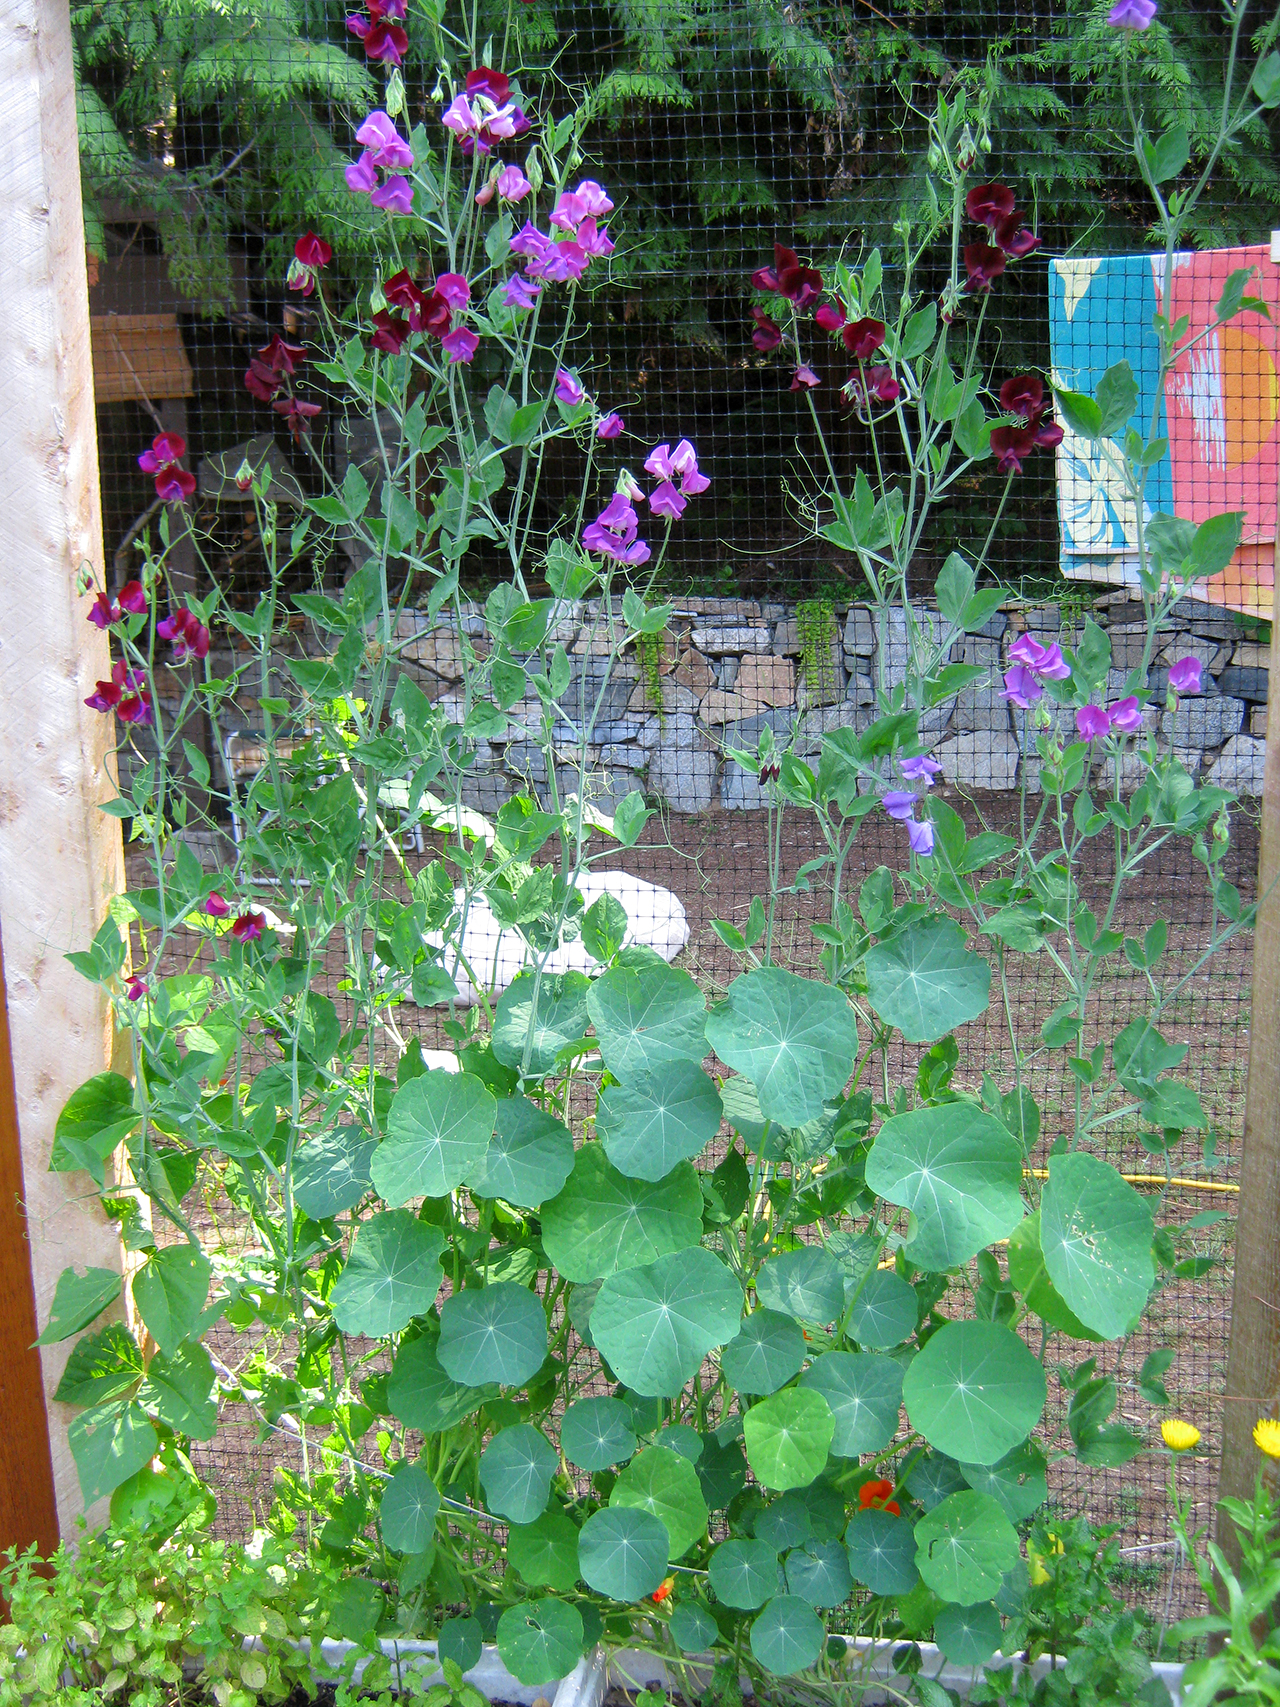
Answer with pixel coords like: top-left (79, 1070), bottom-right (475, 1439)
top-left (36, 1267), bottom-right (123, 1346)
top-left (903, 1320), bottom-right (1046, 1465)
top-left (750, 1596), bottom-right (825, 1676)
top-left (480, 1424), bottom-right (558, 1523)
top-left (292, 1126), bottom-right (377, 1219)
top-left (578, 1506), bottom-right (669, 1601)
top-left (743, 1388), bottom-right (835, 1492)
top-left (330, 1212), bottom-right (445, 1337)
top-left (610, 1445), bottom-right (708, 1557)
top-left (466, 1096), bottom-right (574, 1206)
top-left (541, 1145), bottom-right (703, 1281)
top-left (755, 1247), bottom-right (846, 1326)
top-left (865, 1103), bottom-right (1024, 1270)
top-left (786, 1540), bottom-right (854, 1609)
top-left (913, 1490), bottom-right (1019, 1604)
top-left (496, 1600), bottom-right (583, 1687)
top-left (587, 964), bottom-right (708, 1078)
top-left (131, 1246), bottom-right (211, 1358)
top-left (597, 1062), bottom-right (723, 1181)
top-left (709, 1538), bottom-right (779, 1609)
top-left (864, 915), bottom-right (991, 1043)
top-left (705, 968), bottom-right (858, 1126)
top-left (845, 1509), bottom-right (919, 1595)
top-left (379, 1462), bottom-right (441, 1553)
top-left (374, 1071), bottom-right (496, 1204)
top-left (388, 1336), bottom-right (497, 1433)
top-left (799, 1351), bottom-right (904, 1456)
top-left (561, 1396), bottom-right (637, 1471)
top-left (69, 1400), bottom-right (158, 1503)
top-left (509, 1509), bottom-right (581, 1593)
top-left (136, 1342), bottom-right (217, 1439)
top-left (492, 971), bottom-right (592, 1077)
top-left (592, 1247), bottom-right (743, 1397)
top-left (721, 1309), bottom-right (806, 1395)
top-left (1040, 1152), bottom-right (1154, 1338)
top-left (846, 1268), bottom-right (919, 1350)
top-left (438, 1282), bottom-right (547, 1388)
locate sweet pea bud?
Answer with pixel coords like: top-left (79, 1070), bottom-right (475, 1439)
top-left (524, 149), bottom-right (544, 193)
top-left (76, 562), bottom-right (95, 595)
top-left (927, 143), bottom-right (944, 171)
top-left (369, 282), bottom-right (387, 314)
top-left (234, 459), bottom-right (255, 493)
top-left (1214, 810), bottom-right (1230, 844)
top-left (1033, 701), bottom-right (1052, 729)
top-left (385, 68), bottom-right (406, 118)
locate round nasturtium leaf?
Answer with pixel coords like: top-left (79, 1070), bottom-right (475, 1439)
top-left (292, 1126), bottom-right (377, 1219)
top-left (705, 968), bottom-right (858, 1128)
top-left (587, 963), bottom-right (708, 1079)
top-left (845, 1509), bottom-right (920, 1596)
top-left (496, 1598), bottom-right (584, 1687)
top-left (697, 1432), bottom-right (748, 1509)
top-left (708, 1538), bottom-right (779, 1609)
top-left (492, 971), bottom-right (592, 1078)
top-left (387, 1336), bottom-right (497, 1433)
top-left (540, 1145), bottom-right (704, 1282)
top-left (786, 1540), bottom-right (854, 1609)
top-left (610, 1445), bottom-right (709, 1558)
top-left (592, 1246), bottom-right (743, 1398)
top-left (560, 1396), bottom-right (637, 1472)
top-left (597, 1061), bottom-right (724, 1182)
top-left (865, 1103), bottom-right (1025, 1271)
top-left (378, 1461), bottom-right (440, 1554)
top-left (578, 1505), bottom-right (670, 1602)
top-left (755, 1493), bottom-right (812, 1553)
top-left (913, 1491), bottom-right (1019, 1605)
top-left (373, 1071), bottom-right (497, 1204)
top-left (656, 1424), bottom-right (703, 1463)
top-left (670, 1602), bottom-right (719, 1653)
top-left (904, 1453), bottom-right (968, 1513)
top-left (755, 1247), bottom-right (846, 1326)
top-left (466, 1096), bottom-right (574, 1207)
top-left (934, 1599), bottom-right (1002, 1666)
top-left (749, 1595), bottom-right (825, 1677)
top-left (743, 1388), bottom-right (835, 1491)
top-left (902, 1320), bottom-right (1047, 1466)
top-left (960, 1442), bottom-right (1048, 1522)
top-left (438, 1616), bottom-right (482, 1673)
top-left (509, 1508), bottom-right (581, 1593)
top-left (437, 1282), bottom-right (547, 1389)
top-left (330, 1212), bottom-right (445, 1338)
top-left (795, 1479), bottom-right (847, 1542)
top-left (479, 1424), bottom-right (558, 1524)
top-left (1007, 1212), bottom-right (1102, 1343)
top-left (846, 1268), bottom-right (919, 1350)
top-left (1040, 1151), bottom-right (1155, 1339)
top-left (721, 1309), bottom-right (806, 1396)
top-left (718, 1075), bottom-right (772, 1150)
top-left (864, 914), bottom-right (991, 1043)
top-left (799, 1351), bottom-right (904, 1457)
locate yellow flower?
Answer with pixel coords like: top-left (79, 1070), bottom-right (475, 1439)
top-left (1253, 1418), bottom-right (1280, 1459)
top-left (1027, 1552), bottom-right (1051, 1587)
top-left (1161, 1418), bottom-right (1201, 1453)
top-left (1045, 1532), bottom-right (1064, 1556)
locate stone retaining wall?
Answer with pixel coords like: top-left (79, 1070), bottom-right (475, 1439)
top-left (397, 593), bottom-right (1270, 813)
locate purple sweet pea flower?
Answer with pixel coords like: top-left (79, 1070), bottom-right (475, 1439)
top-left (583, 493), bottom-right (651, 565)
top-left (1076, 704), bottom-right (1111, 741)
top-left (1107, 696), bottom-right (1144, 733)
top-left (649, 480), bottom-right (688, 520)
top-left (900, 754), bottom-right (943, 785)
top-left (442, 93), bottom-right (480, 138)
top-left (345, 151), bottom-right (379, 195)
top-left (1168, 655), bottom-right (1203, 695)
top-left (441, 327), bottom-right (479, 362)
top-left (907, 818), bottom-right (935, 858)
top-left (576, 217), bottom-right (615, 259)
top-left (355, 111), bottom-right (414, 170)
top-left (538, 242), bottom-right (589, 283)
top-left (617, 470), bottom-right (646, 504)
top-left (481, 103), bottom-right (528, 142)
top-left (1107, 0), bottom-right (1157, 25)
top-left (496, 164), bottom-right (532, 201)
top-left (1007, 632), bottom-right (1070, 678)
top-left (597, 412), bottom-right (625, 439)
top-left (550, 189), bottom-right (588, 232)
top-left (555, 369), bottom-right (587, 405)
top-left (1036, 643), bottom-right (1071, 681)
top-left (644, 444), bottom-right (676, 480)
top-left (371, 176), bottom-right (414, 214)
top-left (1000, 665), bottom-right (1043, 709)
top-left (501, 275), bottom-right (541, 310)
top-left (881, 790), bottom-right (919, 821)
top-left (435, 273), bottom-right (471, 310)
top-left (669, 440), bottom-right (710, 494)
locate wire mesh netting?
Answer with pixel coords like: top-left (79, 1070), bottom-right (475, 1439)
top-left (83, 0), bottom-right (1277, 1640)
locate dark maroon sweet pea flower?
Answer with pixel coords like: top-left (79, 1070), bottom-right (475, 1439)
top-left (964, 244), bottom-right (1007, 292)
top-left (990, 424), bottom-right (1038, 474)
top-left (751, 309), bottom-right (783, 352)
top-left (86, 661), bottom-right (153, 724)
top-left (999, 375), bottom-right (1045, 420)
top-left (790, 366), bottom-right (821, 390)
top-left (384, 269), bottom-right (426, 318)
top-left (347, 0), bottom-right (408, 64)
top-left (865, 364), bottom-right (901, 403)
top-left (205, 891), bottom-right (231, 917)
top-left (272, 396), bottom-right (322, 440)
top-left (119, 580), bottom-right (148, 614)
top-left (157, 607), bottom-right (210, 662)
top-left (369, 309), bottom-right (411, 354)
top-left (230, 911), bottom-right (268, 942)
top-left (258, 335), bottom-right (307, 375)
top-left (965, 183), bottom-right (1016, 230)
top-left (842, 317), bottom-right (886, 359)
top-left (814, 303), bottom-right (847, 333)
top-left (244, 358), bottom-right (283, 402)
top-left (995, 214), bottom-right (1040, 259)
top-left (467, 67), bottom-right (511, 106)
top-left (295, 232), bottom-right (332, 269)
top-left (775, 252), bottom-right (823, 311)
top-left (88, 580), bottom-right (148, 628)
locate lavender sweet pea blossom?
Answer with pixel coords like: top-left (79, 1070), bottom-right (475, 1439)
top-left (668, 440), bottom-right (710, 494)
top-left (1000, 665), bottom-right (1043, 709)
top-left (576, 217), bottom-right (615, 259)
top-left (442, 93), bottom-right (481, 139)
top-left (900, 754), bottom-right (943, 785)
top-left (1007, 633), bottom-right (1071, 680)
top-left (345, 151), bottom-right (379, 194)
top-left (441, 327), bottom-right (479, 362)
top-left (907, 819), bottom-right (936, 858)
top-left (881, 791), bottom-right (918, 821)
top-left (496, 164), bottom-right (533, 201)
top-left (355, 111), bottom-right (414, 170)
top-left (583, 493), bottom-right (651, 566)
top-left (1076, 704), bottom-right (1111, 741)
top-left (1168, 655), bottom-right (1203, 695)
top-left (649, 480), bottom-right (688, 520)
top-left (501, 275), bottom-right (540, 309)
top-left (371, 176), bottom-right (414, 214)
top-left (1107, 0), bottom-right (1157, 26)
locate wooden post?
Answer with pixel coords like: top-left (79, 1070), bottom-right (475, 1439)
top-left (0, 0), bottom-right (126, 1536)
top-left (1218, 537), bottom-right (1280, 1547)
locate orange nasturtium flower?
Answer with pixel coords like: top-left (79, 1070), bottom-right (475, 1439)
top-left (858, 1478), bottom-right (900, 1517)
top-left (651, 1576), bottom-right (676, 1604)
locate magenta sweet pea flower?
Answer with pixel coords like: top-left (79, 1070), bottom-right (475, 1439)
top-left (230, 911), bottom-right (268, 942)
top-left (496, 164), bottom-right (532, 201)
top-left (155, 467), bottom-right (197, 503)
top-left (347, 0), bottom-right (408, 64)
top-left (345, 151), bottom-right (379, 195)
top-left (644, 444), bottom-right (676, 480)
top-left (790, 365), bottom-right (821, 391)
top-left (597, 412), bottom-right (625, 439)
top-left (907, 818), bottom-right (935, 858)
top-left (158, 607), bottom-right (211, 662)
top-left (649, 480), bottom-right (688, 520)
top-left (1076, 704), bottom-right (1111, 741)
top-left (815, 303), bottom-right (847, 333)
top-left (500, 275), bottom-right (540, 310)
top-left (550, 190), bottom-right (588, 232)
top-left (434, 273), bottom-right (471, 311)
top-left (205, 891), bottom-right (231, 917)
top-left (89, 581), bottom-right (148, 627)
top-left (442, 93), bottom-right (480, 139)
top-left (1107, 696), bottom-right (1144, 733)
top-left (441, 327), bottom-right (479, 363)
top-left (583, 493), bottom-right (650, 564)
top-left (555, 370), bottom-right (587, 405)
top-left (1000, 665), bottom-right (1043, 709)
top-left (574, 180), bottom-right (614, 216)
top-left (900, 754), bottom-right (943, 785)
top-left (85, 661), bottom-right (152, 725)
top-left (371, 176), bottom-right (414, 214)
top-left (124, 974), bottom-right (150, 1002)
top-left (138, 432), bottom-right (188, 473)
top-left (669, 440), bottom-right (710, 495)
top-left (751, 309), bottom-right (784, 352)
top-left (1168, 655), bottom-right (1203, 695)
top-left (356, 111), bottom-right (414, 170)
top-left (576, 217), bottom-right (615, 259)
top-left (1107, 0), bottom-right (1157, 25)
top-left (1009, 634), bottom-right (1070, 682)
top-left (294, 232), bottom-right (332, 269)
top-left (881, 790), bottom-right (918, 821)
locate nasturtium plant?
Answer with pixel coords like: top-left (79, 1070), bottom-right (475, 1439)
top-left (44, 0), bottom-right (1261, 1694)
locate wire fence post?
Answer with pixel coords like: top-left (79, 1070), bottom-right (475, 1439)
top-left (0, 0), bottom-right (126, 1539)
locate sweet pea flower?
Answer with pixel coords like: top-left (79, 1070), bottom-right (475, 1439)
top-left (846, 364), bottom-right (900, 407)
top-left (1008, 633), bottom-right (1070, 680)
top-left (1000, 665), bottom-right (1043, 709)
top-left (790, 365), bottom-right (821, 390)
top-left (649, 480), bottom-right (688, 520)
top-left (576, 217), bottom-right (614, 259)
top-left (990, 416), bottom-right (1063, 474)
top-left (230, 911), bottom-right (268, 942)
top-left (500, 275), bottom-right (540, 310)
top-left (355, 111), bottom-right (414, 170)
top-left (258, 335), bottom-right (307, 375)
top-left (124, 974), bottom-right (150, 1002)
top-left (964, 243), bottom-right (1007, 292)
top-left (597, 412), bottom-right (625, 439)
top-left (617, 470), bottom-right (646, 505)
top-left (369, 308), bottom-right (410, 353)
top-left (550, 190), bottom-right (589, 232)
top-left (533, 241), bottom-right (589, 283)
top-left (573, 180), bottom-right (614, 217)
top-left (496, 164), bottom-right (533, 201)
top-left (442, 93), bottom-right (481, 139)
top-left (999, 374), bottom-right (1045, 420)
top-left (435, 273), bottom-right (471, 310)
top-left (205, 891), bottom-right (231, 917)
top-left (814, 302), bottom-right (847, 333)
top-left (582, 493), bottom-right (650, 565)
top-left (371, 176), bottom-right (414, 214)
top-left (907, 818), bottom-right (936, 858)
top-left (88, 581), bottom-right (147, 627)
top-left (85, 660), bottom-right (153, 725)
top-left (995, 215), bottom-right (1041, 259)
top-left (347, 0), bottom-right (408, 63)
top-left (344, 151), bottom-right (379, 195)
top-left (669, 440), bottom-right (710, 494)
top-left (1108, 696), bottom-right (1144, 733)
top-left (555, 369), bottom-right (587, 405)
top-left (900, 754), bottom-right (943, 785)
top-left (466, 67), bottom-right (510, 104)
top-left (288, 231), bottom-right (331, 294)
top-left (474, 174), bottom-right (498, 208)
top-left (138, 432), bottom-right (188, 473)
top-left (751, 309), bottom-right (784, 352)
top-left (1076, 704), bottom-right (1111, 741)
top-left (272, 396), bottom-right (323, 440)
top-left (1168, 655), bottom-right (1203, 695)
top-left (441, 327), bottom-right (479, 363)
top-left (843, 317), bottom-right (886, 360)
top-left (158, 607), bottom-right (211, 662)
top-left (1108, 0), bottom-right (1157, 25)
top-left (155, 467), bottom-right (196, 502)
top-left (965, 183), bottom-right (1016, 230)
top-left (881, 790), bottom-right (918, 821)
